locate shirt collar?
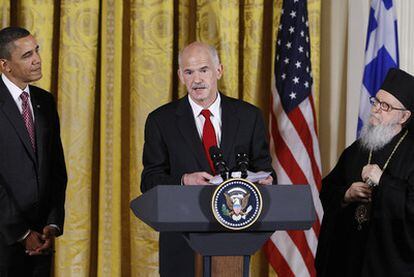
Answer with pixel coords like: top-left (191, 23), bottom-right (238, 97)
top-left (1, 74), bottom-right (30, 102)
top-left (188, 92), bottom-right (221, 118)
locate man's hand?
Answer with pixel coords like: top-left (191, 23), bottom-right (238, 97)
top-left (35, 226), bottom-right (58, 255)
top-left (258, 175), bottom-right (273, 185)
top-left (42, 225), bottom-right (59, 239)
top-left (344, 182), bottom-right (372, 203)
top-left (361, 164), bottom-right (383, 186)
top-left (24, 226), bottom-right (58, 256)
top-left (23, 230), bottom-right (44, 256)
top-left (182, 172), bottom-right (213, 185)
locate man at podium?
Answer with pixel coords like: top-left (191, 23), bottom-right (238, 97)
top-left (141, 42), bottom-right (275, 277)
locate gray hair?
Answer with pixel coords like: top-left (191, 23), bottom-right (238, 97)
top-left (178, 43), bottom-right (220, 68)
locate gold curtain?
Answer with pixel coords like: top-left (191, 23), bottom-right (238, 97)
top-left (3, 0), bottom-right (320, 276)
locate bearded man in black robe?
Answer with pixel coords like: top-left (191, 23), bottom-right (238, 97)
top-left (315, 68), bottom-right (414, 277)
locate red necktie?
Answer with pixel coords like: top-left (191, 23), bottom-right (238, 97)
top-left (201, 109), bottom-right (217, 173)
top-left (20, 91), bottom-right (36, 151)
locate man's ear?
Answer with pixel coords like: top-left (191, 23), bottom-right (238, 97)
top-left (0, 59), bottom-right (8, 73)
top-left (216, 64), bottom-right (223, 80)
top-left (400, 110), bottom-right (411, 125)
top-left (177, 69), bottom-right (184, 84)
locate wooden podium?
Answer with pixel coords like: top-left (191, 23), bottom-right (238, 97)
top-left (130, 184), bottom-right (315, 277)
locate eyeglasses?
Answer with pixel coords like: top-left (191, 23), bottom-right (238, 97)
top-left (369, 96), bottom-right (407, 112)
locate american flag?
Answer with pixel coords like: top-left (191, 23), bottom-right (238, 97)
top-left (357, 0), bottom-right (399, 136)
top-left (264, 0), bottom-right (322, 276)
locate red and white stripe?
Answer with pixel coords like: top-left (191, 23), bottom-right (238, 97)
top-left (265, 83), bottom-right (323, 277)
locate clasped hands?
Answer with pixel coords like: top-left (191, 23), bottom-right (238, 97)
top-left (182, 171), bottom-right (273, 185)
top-left (344, 164), bottom-right (383, 203)
top-left (23, 226), bottom-right (58, 256)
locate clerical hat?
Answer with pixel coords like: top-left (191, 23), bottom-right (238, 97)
top-left (380, 68), bottom-right (414, 112)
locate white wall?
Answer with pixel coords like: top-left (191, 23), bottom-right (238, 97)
top-left (396, 0), bottom-right (414, 74)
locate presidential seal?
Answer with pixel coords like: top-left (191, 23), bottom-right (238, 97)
top-left (211, 178), bottom-right (263, 230)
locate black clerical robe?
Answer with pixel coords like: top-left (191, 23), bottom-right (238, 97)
top-left (315, 129), bottom-right (414, 277)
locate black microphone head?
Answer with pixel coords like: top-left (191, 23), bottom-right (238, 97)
top-left (235, 146), bottom-right (249, 161)
top-left (209, 146), bottom-right (229, 178)
top-left (235, 146), bottom-right (249, 179)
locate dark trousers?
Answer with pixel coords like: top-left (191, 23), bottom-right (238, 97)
top-left (0, 254), bottom-right (52, 277)
top-left (159, 232), bottom-right (195, 277)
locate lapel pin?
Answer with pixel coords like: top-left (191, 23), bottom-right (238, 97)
top-left (36, 104), bottom-right (40, 108)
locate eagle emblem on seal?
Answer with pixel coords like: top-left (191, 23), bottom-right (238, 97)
top-left (223, 190), bottom-right (253, 221)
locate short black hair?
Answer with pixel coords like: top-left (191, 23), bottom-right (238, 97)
top-left (0, 27), bottom-right (31, 59)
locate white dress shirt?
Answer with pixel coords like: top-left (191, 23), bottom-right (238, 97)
top-left (188, 92), bottom-right (222, 146)
top-left (2, 74), bottom-right (35, 121)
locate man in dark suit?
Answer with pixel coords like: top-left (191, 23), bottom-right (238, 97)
top-left (141, 42), bottom-right (275, 276)
top-left (0, 27), bottom-right (67, 276)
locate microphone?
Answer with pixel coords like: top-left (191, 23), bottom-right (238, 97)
top-left (209, 146), bottom-right (229, 181)
top-left (235, 146), bottom-right (249, 179)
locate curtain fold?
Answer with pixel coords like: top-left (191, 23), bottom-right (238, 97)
top-left (241, 1), bottom-right (268, 108)
top-left (98, 1), bottom-right (124, 276)
top-left (54, 1), bottom-right (100, 276)
top-left (130, 0), bottom-right (175, 275)
top-left (2, 1), bottom-right (321, 276)
top-left (0, 0), bottom-right (9, 28)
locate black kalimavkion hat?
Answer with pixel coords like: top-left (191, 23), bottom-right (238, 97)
top-left (380, 68), bottom-right (414, 113)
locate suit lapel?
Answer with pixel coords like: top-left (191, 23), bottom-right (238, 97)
top-left (30, 86), bottom-right (45, 169)
top-left (0, 79), bottom-right (37, 163)
top-left (220, 94), bottom-right (239, 160)
top-left (176, 96), bottom-right (211, 171)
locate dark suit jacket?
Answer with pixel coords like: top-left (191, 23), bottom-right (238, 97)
top-left (141, 93), bottom-right (275, 276)
top-left (0, 78), bottom-right (67, 266)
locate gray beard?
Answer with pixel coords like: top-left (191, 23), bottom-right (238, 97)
top-left (359, 121), bottom-right (399, 151)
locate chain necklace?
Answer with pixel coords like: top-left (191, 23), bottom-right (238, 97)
top-left (355, 129), bottom-right (408, 230)
top-left (367, 129), bottom-right (408, 171)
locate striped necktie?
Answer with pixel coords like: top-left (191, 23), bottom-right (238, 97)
top-left (20, 91), bottom-right (36, 151)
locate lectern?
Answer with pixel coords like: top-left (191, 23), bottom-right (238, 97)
top-left (130, 184), bottom-right (315, 277)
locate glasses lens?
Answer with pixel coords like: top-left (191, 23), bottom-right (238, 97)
top-left (380, 102), bottom-right (390, 112)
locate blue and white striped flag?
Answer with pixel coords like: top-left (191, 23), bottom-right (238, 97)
top-left (357, 0), bottom-right (399, 136)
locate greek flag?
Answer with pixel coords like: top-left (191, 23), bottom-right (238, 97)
top-left (357, 0), bottom-right (399, 136)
